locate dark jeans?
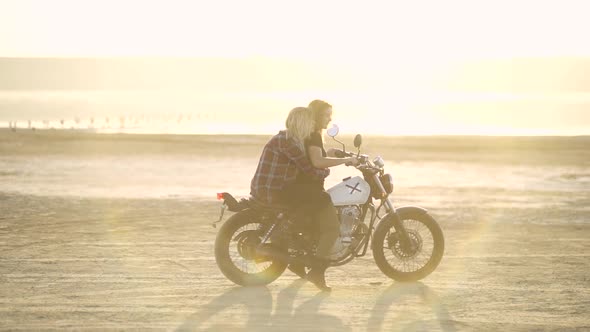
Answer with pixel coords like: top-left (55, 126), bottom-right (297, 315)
top-left (281, 182), bottom-right (340, 259)
top-left (313, 205), bottom-right (340, 258)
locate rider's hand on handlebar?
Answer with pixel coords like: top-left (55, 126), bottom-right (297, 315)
top-left (345, 157), bottom-right (360, 167)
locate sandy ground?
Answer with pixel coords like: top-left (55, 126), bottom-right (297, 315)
top-left (0, 194), bottom-right (589, 331)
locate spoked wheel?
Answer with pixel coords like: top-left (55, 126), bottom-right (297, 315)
top-left (214, 210), bottom-right (288, 286)
top-left (372, 210), bottom-right (444, 281)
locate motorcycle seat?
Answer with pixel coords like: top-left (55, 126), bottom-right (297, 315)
top-left (248, 197), bottom-right (289, 213)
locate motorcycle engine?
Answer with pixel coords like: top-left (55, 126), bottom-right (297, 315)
top-left (327, 205), bottom-right (362, 261)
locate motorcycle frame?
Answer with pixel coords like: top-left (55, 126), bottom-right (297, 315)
top-left (347, 167), bottom-right (413, 261)
top-left (247, 162), bottom-right (413, 264)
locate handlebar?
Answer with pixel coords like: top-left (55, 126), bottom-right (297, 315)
top-left (334, 149), bottom-right (370, 167)
top-left (334, 149), bottom-right (352, 158)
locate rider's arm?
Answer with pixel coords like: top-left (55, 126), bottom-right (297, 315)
top-left (280, 138), bottom-right (330, 180)
top-left (326, 148), bottom-right (340, 158)
top-left (308, 146), bottom-right (356, 168)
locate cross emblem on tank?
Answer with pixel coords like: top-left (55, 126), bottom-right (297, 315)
top-left (346, 182), bottom-right (362, 195)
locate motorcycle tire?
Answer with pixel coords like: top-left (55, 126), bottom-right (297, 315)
top-left (214, 209), bottom-right (288, 286)
top-left (372, 210), bottom-right (444, 282)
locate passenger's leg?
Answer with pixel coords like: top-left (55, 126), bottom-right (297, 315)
top-left (281, 183), bottom-right (310, 278)
top-left (315, 205), bottom-right (340, 258)
top-left (307, 204), bottom-right (339, 291)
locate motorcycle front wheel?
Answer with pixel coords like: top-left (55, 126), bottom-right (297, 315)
top-left (214, 209), bottom-right (288, 286)
top-left (372, 210), bottom-right (444, 282)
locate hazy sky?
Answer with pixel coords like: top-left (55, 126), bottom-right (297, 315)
top-left (1, 0), bottom-right (589, 135)
top-left (2, 0), bottom-right (590, 59)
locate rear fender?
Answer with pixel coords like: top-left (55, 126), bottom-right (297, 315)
top-left (218, 192), bottom-right (250, 212)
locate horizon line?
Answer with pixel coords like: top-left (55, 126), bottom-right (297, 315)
top-left (1, 127), bottom-right (588, 138)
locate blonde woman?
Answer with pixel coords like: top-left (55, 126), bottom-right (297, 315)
top-left (250, 107), bottom-right (329, 207)
top-left (284, 106), bottom-right (314, 151)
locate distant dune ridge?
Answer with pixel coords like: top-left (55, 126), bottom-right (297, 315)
top-left (0, 57), bottom-right (588, 91)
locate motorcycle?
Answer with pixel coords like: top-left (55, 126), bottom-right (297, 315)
top-left (213, 125), bottom-right (444, 286)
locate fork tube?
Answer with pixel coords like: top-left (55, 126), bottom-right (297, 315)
top-left (372, 174), bottom-right (395, 213)
top-left (372, 174), bottom-right (412, 249)
top-left (358, 203), bottom-right (376, 256)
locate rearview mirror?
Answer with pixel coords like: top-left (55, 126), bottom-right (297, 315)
top-left (354, 134), bottom-right (362, 148)
top-left (327, 124), bottom-right (339, 137)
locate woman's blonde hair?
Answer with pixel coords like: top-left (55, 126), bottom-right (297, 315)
top-left (285, 107), bottom-right (315, 150)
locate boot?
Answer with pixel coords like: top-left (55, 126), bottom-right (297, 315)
top-left (287, 262), bottom-right (307, 278)
top-left (306, 257), bottom-right (331, 292)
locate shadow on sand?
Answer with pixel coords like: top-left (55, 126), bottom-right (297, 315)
top-left (175, 279), bottom-right (347, 331)
top-left (176, 281), bottom-right (455, 331)
top-left (368, 282), bottom-right (457, 331)
top-left (175, 285), bottom-right (273, 331)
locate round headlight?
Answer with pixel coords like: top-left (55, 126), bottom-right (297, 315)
top-left (381, 174), bottom-right (393, 194)
top-left (373, 156), bottom-right (385, 168)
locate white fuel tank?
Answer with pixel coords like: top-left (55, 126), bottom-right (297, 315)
top-left (327, 176), bottom-right (371, 206)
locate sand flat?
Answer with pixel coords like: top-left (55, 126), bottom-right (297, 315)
top-left (1, 131), bottom-right (588, 330)
top-left (0, 194), bottom-right (588, 331)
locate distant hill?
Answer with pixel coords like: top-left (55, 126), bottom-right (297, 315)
top-left (0, 57), bottom-right (588, 92)
top-left (0, 57), bottom-right (331, 91)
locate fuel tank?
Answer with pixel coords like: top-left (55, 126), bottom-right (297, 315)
top-left (327, 176), bottom-right (371, 206)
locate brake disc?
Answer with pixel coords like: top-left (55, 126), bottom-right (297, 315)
top-left (387, 229), bottom-right (423, 260)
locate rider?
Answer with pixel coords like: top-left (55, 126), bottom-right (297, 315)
top-left (283, 100), bottom-right (359, 291)
top-left (250, 106), bottom-right (357, 291)
top-left (250, 107), bottom-right (330, 206)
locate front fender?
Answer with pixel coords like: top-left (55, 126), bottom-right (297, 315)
top-left (373, 206), bottom-right (429, 233)
top-left (395, 205), bottom-right (428, 217)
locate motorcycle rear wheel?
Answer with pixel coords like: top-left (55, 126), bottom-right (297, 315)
top-left (214, 210), bottom-right (288, 286)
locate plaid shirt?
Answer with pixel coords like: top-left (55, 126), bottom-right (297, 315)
top-left (250, 130), bottom-right (330, 205)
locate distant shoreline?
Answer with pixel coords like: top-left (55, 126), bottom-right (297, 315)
top-left (1, 128), bottom-right (588, 138)
top-left (0, 127), bottom-right (273, 139)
